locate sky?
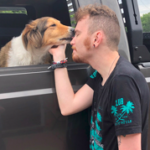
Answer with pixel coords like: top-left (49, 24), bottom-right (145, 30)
top-left (137, 0), bottom-right (150, 16)
top-left (118, 0), bottom-right (150, 16)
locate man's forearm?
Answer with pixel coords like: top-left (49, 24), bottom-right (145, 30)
top-left (49, 45), bottom-right (93, 116)
top-left (117, 134), bottom-right (141, 150)
top-left (54, 67), bottom-right (75, 115)
top-left (50, 45), bottom-right (75, 115)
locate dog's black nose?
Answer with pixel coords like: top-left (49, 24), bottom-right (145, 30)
top-left (70, 28), bottom-right (75, 37)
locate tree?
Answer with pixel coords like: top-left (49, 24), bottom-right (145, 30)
top-left (141, 12), bottom-right (150, 32)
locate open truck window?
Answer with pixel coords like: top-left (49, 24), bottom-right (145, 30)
top-left (0, 0), bottom-right (76, 68)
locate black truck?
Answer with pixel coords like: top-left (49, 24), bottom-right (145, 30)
top-left (0, 0), bottom-right (149, 150)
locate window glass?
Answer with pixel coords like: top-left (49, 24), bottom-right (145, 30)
top-left (0, 7), bottom-right (27, 15)
top-left (137, 0), bottom-right (150, 32)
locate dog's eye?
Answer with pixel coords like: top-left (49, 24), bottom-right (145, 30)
top-left (51, 24), bottom-right (56, 27)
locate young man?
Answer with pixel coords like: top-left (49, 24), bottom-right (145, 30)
top-left (49, 4), bottom-right (150, 150)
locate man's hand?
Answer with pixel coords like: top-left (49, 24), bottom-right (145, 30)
top-left (117, 133), bottom-right (141, 150)
top-left (48, 44), bottom-right (67, 62)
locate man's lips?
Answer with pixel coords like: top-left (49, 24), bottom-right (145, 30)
top-left (72, 46), bottom-right (76, 51)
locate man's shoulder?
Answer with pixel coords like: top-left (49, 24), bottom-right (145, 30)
top-left (111, 56), bottom-right (149, 93)
top-left (114, 56), bottom-right (144, 80)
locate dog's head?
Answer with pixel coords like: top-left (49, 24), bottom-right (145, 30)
top-left (22, 17), bottom-right (74, 50)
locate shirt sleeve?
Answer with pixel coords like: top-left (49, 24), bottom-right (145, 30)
top-left (110, 75), bottom-right (142, 136)
top-left (86, 70), bottom-right (98, 90)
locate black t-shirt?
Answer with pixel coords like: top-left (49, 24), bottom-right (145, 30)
top-left (87, 56), bottom-right (150, 150)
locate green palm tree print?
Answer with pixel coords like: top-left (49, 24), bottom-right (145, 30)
top-left (111, 106), bottom-right (118, 116)
top-left (117, 101), bottom-right (135, 122)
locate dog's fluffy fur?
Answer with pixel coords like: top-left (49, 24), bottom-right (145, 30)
top-left (0, 17), bottom-right (74, 67)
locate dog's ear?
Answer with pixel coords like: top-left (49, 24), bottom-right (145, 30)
top-left (22, 22), bottom-right (43, 50)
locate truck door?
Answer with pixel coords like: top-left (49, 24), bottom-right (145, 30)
top-left (0, 0), bottom-right (93, 150)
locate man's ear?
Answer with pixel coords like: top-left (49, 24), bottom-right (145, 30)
top-left (93, 31), bottom-right (103, 48)
top-left (22, 22), bottom-right (42, 50)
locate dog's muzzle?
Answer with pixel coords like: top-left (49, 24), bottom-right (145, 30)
top-left (70, 27), bottom-right (75, 37)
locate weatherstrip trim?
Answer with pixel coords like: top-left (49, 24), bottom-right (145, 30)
top-left (0, 85), bottom-right (82, 100)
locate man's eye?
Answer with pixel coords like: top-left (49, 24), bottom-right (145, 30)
top-left (51, 24), bottom-right (56, 27)
top-left (76, 33), bottom-right (79, 37)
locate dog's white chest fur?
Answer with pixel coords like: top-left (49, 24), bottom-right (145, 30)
top-left (7, 35), bottom-right (49, 67)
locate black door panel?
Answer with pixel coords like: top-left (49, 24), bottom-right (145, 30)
top-left (0, 64), bottom-right (93, 150)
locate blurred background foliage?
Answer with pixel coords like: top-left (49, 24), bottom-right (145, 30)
top-left (141, 12), bottom-right (150, 32)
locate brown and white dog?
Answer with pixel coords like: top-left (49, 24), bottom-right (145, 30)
top-left (0, 17), bottom-right (74, 67)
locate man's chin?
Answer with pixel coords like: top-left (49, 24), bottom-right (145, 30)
top-left (72, 55), bottom-right (87, 63)
top-left (72, 55), bottom-right (82, 63)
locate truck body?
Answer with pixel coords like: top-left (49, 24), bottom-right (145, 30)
top-left (0, 0), bottom-right (149, 150)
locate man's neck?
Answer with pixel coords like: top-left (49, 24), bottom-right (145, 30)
top-left (89, 48), bottom-right (119, 86)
